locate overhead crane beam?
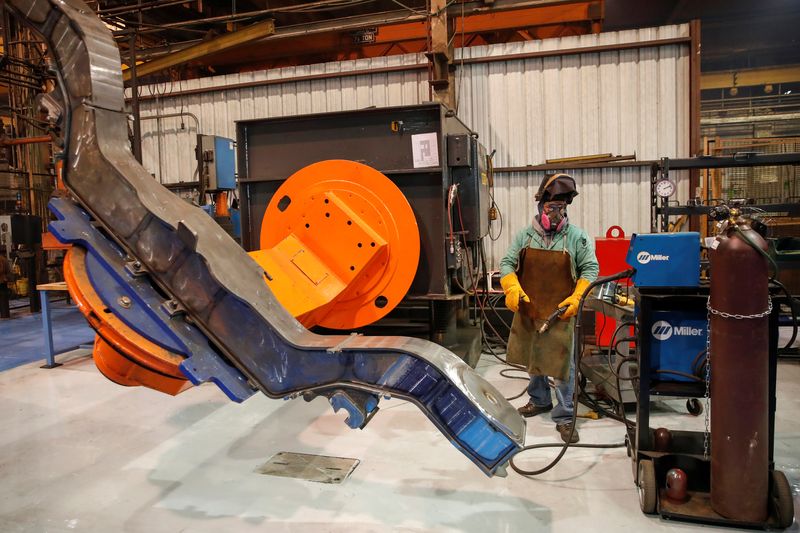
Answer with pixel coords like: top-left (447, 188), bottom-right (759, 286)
top-left (199, 1), bottom-right (603, 71)
top-left (122, 19), bottom-right (275, 81)
top-left (701, 64), bottom-right (800, 90)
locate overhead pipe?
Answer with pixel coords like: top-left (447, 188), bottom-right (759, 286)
top-left (135, 112), bottom-right (201, 184)
top-left (135, 112), bottom-right (201, 134)
top-left (106, 0), bottom-right (388, 22)
top-left (0, 135), bottom-right (53, 146)
top-left (100, 0), bottom-right (197, 17)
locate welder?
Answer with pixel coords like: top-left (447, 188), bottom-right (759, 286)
top-left (499, 173), bottom-right (598, 443)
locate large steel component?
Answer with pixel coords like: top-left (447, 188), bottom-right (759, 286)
top-left (249, 159), bottom-right (420, 329)
top-left (709, 223), bottom-right (770, 521)
top-left (11, 0), bottom-right (524, 476)
top-left (237, 104), bottom-right (490, 299)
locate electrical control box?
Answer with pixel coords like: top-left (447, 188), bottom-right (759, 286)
top-left (626, 232), bottom-right (700, 287)
top-left (450, 134), bottom-right (489, 240)
top-left (197, 135), bottom-right (236, 191)
top-left (644, 309), bottom-right (708, 382)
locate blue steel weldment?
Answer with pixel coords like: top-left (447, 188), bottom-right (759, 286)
top-left (17, 0), bottom-right (525, 476)
top-left (51, 197), bottom-right (519, 473)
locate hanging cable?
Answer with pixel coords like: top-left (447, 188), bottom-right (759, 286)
top-left (770, 277), bottom-right (798, 350)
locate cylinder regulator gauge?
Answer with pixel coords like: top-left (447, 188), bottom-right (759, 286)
top-left (655, 179), bottom-right (676, 198)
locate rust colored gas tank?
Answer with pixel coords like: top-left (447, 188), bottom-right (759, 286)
top-left (709, 223), bottom-right (770, 522)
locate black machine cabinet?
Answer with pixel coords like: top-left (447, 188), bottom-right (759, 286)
top-left (632, 285), bottom-right (782, 527)
top-left (0, 214), bottom-right (43, 312)
top-left (236, 103), bottom-right (490, 299)
top-left (0, 214), bottom-right (43, 248)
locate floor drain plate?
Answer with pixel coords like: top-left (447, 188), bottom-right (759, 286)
top-left (256, 452), bottom-right (360, 484)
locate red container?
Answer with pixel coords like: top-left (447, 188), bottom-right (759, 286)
top-left (594, 226), bottom-right (633, 347)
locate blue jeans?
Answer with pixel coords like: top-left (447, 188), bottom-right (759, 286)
top-left (527, 361), bottom-right (575, 425)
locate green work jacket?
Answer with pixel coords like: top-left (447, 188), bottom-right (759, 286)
top-left (499, 223), bottom-right (599, 283)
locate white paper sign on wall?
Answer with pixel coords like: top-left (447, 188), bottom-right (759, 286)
top-left (411, 132), bottom-right (439, 168)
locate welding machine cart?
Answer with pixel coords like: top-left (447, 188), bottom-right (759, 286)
top-left (631, 284), bottom-right (791, 528)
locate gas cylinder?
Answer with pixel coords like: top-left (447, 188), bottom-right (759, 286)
top-left (594, 226), bottom-right (633, 346)
top-left (709, 221), bottom-right (770, 522)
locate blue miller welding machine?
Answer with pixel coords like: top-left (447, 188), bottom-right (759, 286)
top-left (625, 232), bottom-right (707, 382)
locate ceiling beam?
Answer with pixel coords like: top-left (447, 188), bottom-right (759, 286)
top-left (372, 1), bottom-right (601, 44)
top-left (122, 19), bottom-right (275, 81)
top-left (201, 1), bottom-right (603, 69)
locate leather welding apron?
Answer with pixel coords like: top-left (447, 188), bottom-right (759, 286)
top-left (506, 247), bottom-right (574, 380)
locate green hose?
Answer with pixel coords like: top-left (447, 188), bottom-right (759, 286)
top-left (733, 224), bottom-right (779, 278)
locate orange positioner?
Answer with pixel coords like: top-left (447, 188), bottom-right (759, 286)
top-left (248, 160), bottom-right (420, 330)
top-left (64, 247), bottom-right (192, 396)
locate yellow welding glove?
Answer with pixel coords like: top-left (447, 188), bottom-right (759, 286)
top-left (500, 272), bottom-right (530, 313)
top-left (558, 278), bottom-right (591, 319)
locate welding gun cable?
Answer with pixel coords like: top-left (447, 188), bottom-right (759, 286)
top-left (587, 304), bottom-right (637, 425)
top-left (606, 321), bottom-right (636, 369)
top-left (510, 269), bottom-right (636, 477)
top-left (691, 349), bottom-right (708, 376)
top-left (576, 354), bottom-right (637, 429)
top-left (613, 336), bottom-right (637, 358)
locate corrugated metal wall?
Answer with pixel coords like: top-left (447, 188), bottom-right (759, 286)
top-left (135, 23), bottom-right (690, 268)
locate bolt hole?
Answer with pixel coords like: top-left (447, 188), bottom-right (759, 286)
top-left (305, 223), bottom-right (310, 228)
top-left (370, 242), bottom-right (375, 247)
top-left (350, 265), bottom-right (355, 271)
top-left (357, 242), bottom-right (362, 248)
top-left (375, 296), bottom-right (388, 308)
top-left (325, 212), bottom-right (330, 218)
top-left (277, 195), bottom-right (291, 212)
top-left (347, 220), bottom-right (352, 226)
top-left (324, 198), bottom-right (329, 204)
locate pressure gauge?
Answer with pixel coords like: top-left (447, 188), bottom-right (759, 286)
top-left (655, 179), bottom-right (676, 198)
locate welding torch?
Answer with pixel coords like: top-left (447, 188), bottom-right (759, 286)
top-left (538, 305), bottom-right (569, 334)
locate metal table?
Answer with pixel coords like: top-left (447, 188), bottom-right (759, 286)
top-left (38, 282), bottom-right (76, 369)
top-left (582, 296), bottom-right (637, 403)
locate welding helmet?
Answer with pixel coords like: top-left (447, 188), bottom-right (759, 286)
top-left (536, 173), bottom-right (577, 232)
top-left (535, 173), bottom-right (578, 204)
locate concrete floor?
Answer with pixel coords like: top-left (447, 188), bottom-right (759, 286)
top-left (0, 302), bottom-right (93, 371)
top-left (0, 349), bottom-right (797, 532)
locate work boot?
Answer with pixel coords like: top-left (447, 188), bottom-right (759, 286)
top-left (517, 402), bottom-right (553, 418)
top-left (556, 422), bottom-right (580, 443)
